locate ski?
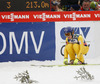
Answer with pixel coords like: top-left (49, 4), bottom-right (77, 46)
top-left (31, 64), bottom-right (100, 67)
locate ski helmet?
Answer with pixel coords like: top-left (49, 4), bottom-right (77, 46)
top-left (64, 27), bottom-right (74, 35)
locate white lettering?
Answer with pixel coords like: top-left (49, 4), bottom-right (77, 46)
top-left (33, 15), bottom-right (38, 19)
top-left (94, 14), bottom-right (100, 18)
top-left (64, 13), bottom-right (91, 20)
top-left (30, 31), bottom-right (45, 54)
top-left (64, 14), bottom-right (68, 18)
top-left (1, 15), bottom-right (5, 19)
top-left (9, 32), bottom-right (28, 54)
top-left (0, 32), bottom-right (6, 55)
top-left (1, 13), bottom-right (29, 22)
top-left (0, 31), bottom-right (45, 55)
top-left (33, 13), bottom-right (61, 21)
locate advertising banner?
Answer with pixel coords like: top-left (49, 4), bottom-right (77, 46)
top-left (0, 22), bottom-right (55, 62)
top-left (0, 11), bottom-right (100, 23)
top-left (55, 21), bottom-right (99, 61)
top-left (0, 11), bottom-right (100, 62)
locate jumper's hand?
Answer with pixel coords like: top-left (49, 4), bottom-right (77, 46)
top-left (74, 59), bottom-right (79, 64)
top-left (63, 59), bottom-right (68, 65)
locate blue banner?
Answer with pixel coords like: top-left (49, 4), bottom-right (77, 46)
top-left (0, 22), bottom-right (55, 62)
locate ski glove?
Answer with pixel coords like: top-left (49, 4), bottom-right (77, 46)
top-left (73, 59), bottom-right (79, 64)
top-left (63, 58), bottom-right (68, 65)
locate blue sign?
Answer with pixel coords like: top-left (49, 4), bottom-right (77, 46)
top-left (0, 22), bottom-right (55, 62)
top-left (60, 27), bottom-right (90, 40)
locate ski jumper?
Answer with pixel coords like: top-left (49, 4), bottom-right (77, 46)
top-left (64, 34), bottom-right (89, 63)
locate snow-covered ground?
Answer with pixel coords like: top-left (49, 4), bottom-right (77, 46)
top-left (0, 59), bottom-right (100, 84)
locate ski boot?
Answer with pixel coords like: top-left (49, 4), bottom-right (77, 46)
top-left (69, 60), bottom-right (74, 65)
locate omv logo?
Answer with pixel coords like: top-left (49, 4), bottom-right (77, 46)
top-left (60, 27), bottom-right (90, 40)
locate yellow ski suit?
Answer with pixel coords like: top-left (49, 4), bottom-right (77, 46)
top-left (64, 35), bottom-right (89, 63)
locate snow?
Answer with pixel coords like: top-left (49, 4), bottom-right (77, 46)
top-left (0, 59), bottom-right (100, 84)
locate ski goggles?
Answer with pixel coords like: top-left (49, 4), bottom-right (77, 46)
top-left (65, 33), bottom-right (71, 36)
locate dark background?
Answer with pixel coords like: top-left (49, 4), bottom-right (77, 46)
top-left (0, 0), bottom-right (50, 11)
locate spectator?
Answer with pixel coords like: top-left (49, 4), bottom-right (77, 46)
top-left (70, 4), bottom-right (80, 11)
top-left (94, 0), bottom-right (99, 2)
top-left (98, 2), bottom-right (100, 10)
top-left (90, 1), bottom-right (99, 10)
top-left (51, 0), bottom-right (63, 11)
top-left (51, 0), bottom-right (58, 11)
top-left (79, 0), bottom-right (94, 11)
top-left (60, 0), bottom-right (79, 11)
top-left (79, 0), bottom-right (84, 6)
top-left (56, 5), bottom-right (63, 11)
